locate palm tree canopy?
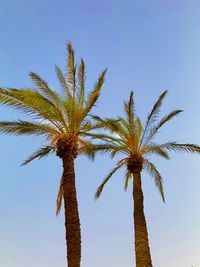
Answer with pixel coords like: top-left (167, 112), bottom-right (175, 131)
top-left (91, 91), bottom-right (200, 202)
top-left (0, 42), bottom-right (107, 214)
top-left (0, 43), bottom-right (107, 155)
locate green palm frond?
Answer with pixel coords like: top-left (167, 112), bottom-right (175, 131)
top-left (110, 145), bottom-right (129, 158)
top-left (56, 174), bottom-right (64, 216)
top-left (79, 121), bottom-right (92, 133)
top-left (84, 132), bottom-right (123, 145)
top-left (30, 72), bottom-right (69, 130)
top-left (134, 116), bottom-right (143, 141)
top-left (78, 140), bottom-right (116, 160)
top-left (144, 110), bottom-right (183, 145)
top-left (124, 91), bottom-right (135, 130)
top-left (78, 58), bottom-right (85, 106)
top-left (84, 69), bottom-right (106, 117)
top-left (22, 145), bottom-right (55, 165)
top-left (79, 120), bottom-right (107, 134)
top-left (29, 72), bottom-right (61, 102)
top-left (0, 121), bottom-right (57, 137)
top-left (98, 118), bottom-right (127, 140)
top-left (143, 159), bottom-right (165, 202)
top-left (146, 90), bottom-right (168, 125)
top-left (124, 170), bottom-right (132, 191)
top-left (66, 42), bottom-right (76, 95)
top-left (160, 142), bottom-right (200, 153)
top-left (143, 144), bottom-right (170, 159)
top-left (95, 164), bottom-right (123, 199)
top-left (55, 65), bottom-right (72, 99)
top-left (0, 88), bottom-right (63, 129)
top-left (139, 90), bottom-right (168, 148)
top-left (78, 140), bottom-right (96, 160)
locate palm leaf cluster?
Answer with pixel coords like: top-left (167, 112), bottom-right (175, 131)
top-left (91, 91), bottom-right (200, 201)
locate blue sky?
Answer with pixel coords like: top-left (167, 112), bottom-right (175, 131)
top-left (0, 1), bottom-right (200, 266)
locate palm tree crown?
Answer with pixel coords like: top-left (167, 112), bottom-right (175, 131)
top-left (91, 90), bottom-right (200, 200)
top-left (0, 42), bottom-right (106, 214)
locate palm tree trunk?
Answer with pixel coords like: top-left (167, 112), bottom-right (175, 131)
top-left (62, 148), bottom-right (81, 267)
top-left (133, 172), bottom-right (153, 267)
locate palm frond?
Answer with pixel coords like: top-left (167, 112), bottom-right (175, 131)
top-left (147, 90), bottom-right (168, 125)
top-left (139, 90), bottom-right (168, 148)
top-left (110, 145), bottom-right (129, 158)
top-left (142, 144), bottom-right (170, 159)
top-left (97, 117), bottom-right (127, 140)
top-left (124, 170), bottom-right (132, 191)
top-left (78, 139), bottom-right (96, 160)
top-left (160, 142), bottom-right (200, 154)
top-left (134, 117), bottom-right (143, 140)
top-left (0, 121), bottom-right (57, 137)
top-left (0, 88), bottom-right (63, 130)
top-left (84, 69), bottom-right (106, 118)
top-left (55, 65), bottom-right (72, 99)
top-left (124, 91), bottom-right (135, 130)
top-left (78, 140), bottom-right (115, 160)
top-left (66, 42), bottom-right (76, 96)
top-left (30, 72), bottom-right (69, 129)
top-left (29, 72), bottom-right (61, 102)
top-left (56, 175), bottom-right (64, 216)
top-left (144, 110), bottom-right (183, 144)
top-left (22, 145), bottom-right (55, 165)
top-left (143, 159), bottom-right (165, 202)
top-left (78, 58), bottom-right (85, 107)
top-left (95, 164), bottom-right (123, 199)
top-left (84, 132), bottom-right (123, 145)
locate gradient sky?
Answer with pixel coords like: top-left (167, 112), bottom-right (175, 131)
top-left (0, 1), bottom-right (200, 267)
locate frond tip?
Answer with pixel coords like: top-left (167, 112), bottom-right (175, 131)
top-left (22, 145), bottom-right (55, 165)
top-left (56, 175), bottom-right (64, 216)
top-left (124, 171), bottom-right (132, 191)
top-left (95, 165), bottom-right (122, 199)
top-left (144, 159), bottom-right (165, 202)
top-left (162, 142), bottom-right (200, 154)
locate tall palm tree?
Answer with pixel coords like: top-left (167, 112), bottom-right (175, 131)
top-left (0, 43), bottom-right (106, 267)
top-left (91, 91), bottom-right (200, 267)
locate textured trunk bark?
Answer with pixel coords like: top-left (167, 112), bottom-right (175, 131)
top-left (62, 148), bottom-right (81, 267)
top-left (133, 172), bottom-right (153, 267)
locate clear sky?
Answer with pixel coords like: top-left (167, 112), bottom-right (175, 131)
top-left (0, 1), bottom-right (200, 267)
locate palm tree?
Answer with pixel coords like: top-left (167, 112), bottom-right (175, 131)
top-left (0, 43), bottom-right (106, 267)
top-left (91, 91), bottom-right (200, 267)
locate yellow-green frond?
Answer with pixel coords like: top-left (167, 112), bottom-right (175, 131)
top-left (124, 170), bottom-right (132, 191)
top-left (0, 121), bottom-right (58, 137)
top-left (144, 109), bottom-right (183, 145)
top-left (56, 175), bottom-right (64, 216)
top-left (160, 142), bottom-right (200, 154)
top-left (124, 91), bottom-right (135, 130)
top-left (139, 90), bottom-right (168, 149)
top-left (22, 145), bottom-right (55, 165)
top-left (95, 164), bottom-right (122, 199)
top-left (66, 42), bottom-right (76, 95)
top-left (0, 88), bottom-right (63, 129)
top-left (78, 139), bottom-right (116, 160)
top-left (144, 159), bottom-right (165, 202)
top-left (142, 144), bottom-right (170, 159)
top-left (29, 72), bottom-right (61, 102)
top-left (84, 69), bottom-right (106, 118)
top-left (55, 65), bottom-right (72, 99)
top-left (77, 58), bottom-right (85, 107)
